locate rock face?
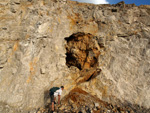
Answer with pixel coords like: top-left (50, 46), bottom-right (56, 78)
top-left (0, 0), bottom-right (150, 112)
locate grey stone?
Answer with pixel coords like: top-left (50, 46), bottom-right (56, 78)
top-left (94, 103), bottom-right (99, 107)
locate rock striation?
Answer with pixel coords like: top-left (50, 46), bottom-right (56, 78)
top-left (0, 0), bottom-right (150, 113)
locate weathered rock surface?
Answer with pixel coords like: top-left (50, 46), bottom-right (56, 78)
top-left (0, 0), bottom-right (150, 112)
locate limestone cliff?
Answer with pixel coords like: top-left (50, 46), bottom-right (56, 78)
top-left (0, 0), bottom-right (150, 112)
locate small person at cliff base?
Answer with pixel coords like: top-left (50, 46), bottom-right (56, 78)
top-left (49, 86), bottom-right (64, 112)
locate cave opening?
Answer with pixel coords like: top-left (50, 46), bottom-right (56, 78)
top-left (65, 32), bottom-right (102, 82)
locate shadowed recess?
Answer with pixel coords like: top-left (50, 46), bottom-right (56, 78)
top-left (65, 32), bottom-right (102, 83)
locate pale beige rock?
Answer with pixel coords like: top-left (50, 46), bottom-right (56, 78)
top-left (0, 0), bottom-right (150, 112)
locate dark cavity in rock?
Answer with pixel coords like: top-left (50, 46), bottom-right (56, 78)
top-left (65, 32), bottom-right (102, 82)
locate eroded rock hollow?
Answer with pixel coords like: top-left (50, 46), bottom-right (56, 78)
top-left (65, 32), bottom-right (101, 83)
top-left (65, 32), bottom-right (100, 70)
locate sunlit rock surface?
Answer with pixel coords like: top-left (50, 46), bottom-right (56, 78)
top-left (0, 0), bottom-right (150, 112)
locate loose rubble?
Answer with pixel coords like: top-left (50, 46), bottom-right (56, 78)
top-left (37, 88), bottom-right (150, 113)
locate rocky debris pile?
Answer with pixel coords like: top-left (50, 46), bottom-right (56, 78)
top-left (37, 88), bottom-right (150, 113)
top-left (56, 88), bottom-right (133, 113)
